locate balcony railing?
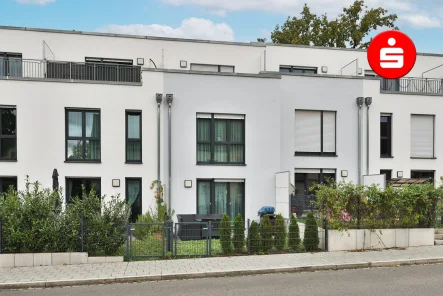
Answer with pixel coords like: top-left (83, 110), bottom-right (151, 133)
top-left (0, 58), bottom-right (142, 83)
top-left (380, 77), bottom-right (443, 95)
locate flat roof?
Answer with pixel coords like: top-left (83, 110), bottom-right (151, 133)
top-left (1, 25), bottom-right (443, 57)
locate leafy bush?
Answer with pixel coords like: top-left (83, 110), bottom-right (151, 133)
top-left (233, 214), bottom-right (245, 253)
top-left (261, 215), bottom-right (273, 253)
top-left (304, 212), bottom-right (319, 251)
top-left (249, 220), bottom-right (260, 253)
top-left (274, 214), bottom-right (286, 251)
top-left (219, 214), bottom-right (232, 255)
top-left (288, 214), bottom-right (301, 252)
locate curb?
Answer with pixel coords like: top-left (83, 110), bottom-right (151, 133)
top-left (1, 257), bottom-right (443, 290)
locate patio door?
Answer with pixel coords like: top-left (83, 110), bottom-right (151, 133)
top-left (294, 169), bottom-right (336, 195)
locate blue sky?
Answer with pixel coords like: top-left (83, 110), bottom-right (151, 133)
top-left (1, 0), bottom-right (443, 53)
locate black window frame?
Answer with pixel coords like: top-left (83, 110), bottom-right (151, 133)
top-left (411, 170), bottom-right (435, 181)
top-left (279, 66), bottom-right (318, 74)
top-left (0, 52), bottom-right (22, 77)
top-left (380, 170), bottom-right (392, 183)
top-left (65, 108), bottom-right (101, 163)
top-left (125, 110), bottom-right (142, 164)
top-left (0, 176), bottom-right (17, 195)
top-left (190, 63), bottom-right (235, 73)
top-left (65, 177), bottom-right (101, 204)
top-left (380, 113), bottom-right (392, 158)
top-left (294, 109), bottom-right (337, 156)
top-left (196, 179), bottom-right (245, 219)
top-left (126, 177), bottom-right (142, 223)
top-left (0, 106), bottom-right (17, 161)
top-left (196, 113), bottom-right (246, 165)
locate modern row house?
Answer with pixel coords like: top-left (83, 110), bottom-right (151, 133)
top-left (1, 25), bottom-right (443, 222)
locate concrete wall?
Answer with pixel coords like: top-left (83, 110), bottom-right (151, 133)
top-left (163, 73), bottom-right (281, 222)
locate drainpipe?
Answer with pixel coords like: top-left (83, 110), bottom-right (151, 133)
top-left (356, 97), bottom-right (364, 185)
top-left (166, 94), bottom-right (174, 208)
top-left (155, 94), bottom-right (163, 198)
top-left (365, 97), bottom-right (373, 175)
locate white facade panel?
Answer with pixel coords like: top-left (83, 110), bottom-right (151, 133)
top-left (323, 111), bottom-right (336, 153)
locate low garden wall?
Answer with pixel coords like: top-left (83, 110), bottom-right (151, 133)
top-left (327, 228), bottom-right (435, 251)
top-left (0, 252), bottom-right (123, 268)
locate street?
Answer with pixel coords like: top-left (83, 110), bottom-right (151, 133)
top-left (3, 264), bottom-right (443, 296)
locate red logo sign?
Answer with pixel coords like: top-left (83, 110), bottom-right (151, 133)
top-left (367, 30), bottom-right (416, 79)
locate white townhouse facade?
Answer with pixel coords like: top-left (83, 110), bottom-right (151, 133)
top-left (1, 25), bottom-right (443, 222)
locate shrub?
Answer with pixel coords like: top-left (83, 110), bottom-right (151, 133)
top-left (304, 212), bottom-right (319, 251)
top-left (288, 214), bottom-right (301, 252)
top-left (219, 214), bottom-right (232, 255)
top-left (249, 220), bottom-right (260, 253)
top-left (261, 215), bottom-right (273, 253)
top-left (274, 214), bottom-right (286, 251)
top-left (233, 214), bottom-right (245, 253)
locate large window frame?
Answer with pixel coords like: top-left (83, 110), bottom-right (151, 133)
top-left (65, 108), bottom-right (101, 162)
top-left (0, 52), bottom-right (22, 77)
top-left (380, 113), bottom-right (392, 158)
top-left (65, 177), bottom-right (101, 204)
top-left (411, 170), bottom-right (435, 181)
top-left (190, 63), bottom-right (235, 73)
top-left (294, 109), bottom-right (337, 156)
top-left (280, 66), bottom-right (318, 74)
top-left (0, 176), bottom-right (17, 195)
top-left (196, 179), bottom-right (245, 219)
top-left (126, 177), bottom-right (142, 223)
top-left (410, 114), bottom-right (435, 159)
top-left (196, 113), bottom-right (245, 165)
top-left (125, 110), bottom-right (142, 163)
top-left (0, 106), bottom-right (17, 161)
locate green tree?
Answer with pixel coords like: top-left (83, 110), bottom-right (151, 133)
top-left (274, 214), bottom-right (286, 251)
top-left (233, 214), bottom-right (245, 253)
top-left (219, 214), bottom-right (232, 255)
top-left (249, 220), bottom-right (260, 253)
top-left (271, 0), bottom-right (398, 49)
top-left (261, 215), bottom-right (273, 253)
top-left (288, 214), bottom-right (302, 252)
top-left (304, 212), bottom-right (320, 251)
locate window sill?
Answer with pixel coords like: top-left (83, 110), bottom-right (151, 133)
top-left (410, 157), bottom-right (437, 160)
top-left (65, 160), bottom-right (102, 163)
top-left (125, 161), bottom-right (143, 164)
top-left (0, 159), bottom-right (17, 162)
top-left (380, 156), bottom-right (394, 158)
top-left (294, 152), bottom-right (338, 157)
top-left (196, 162), bottom-right (247, 166)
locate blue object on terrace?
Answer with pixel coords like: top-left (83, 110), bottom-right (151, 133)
top-left (258, 206), bottom-right (275, 216)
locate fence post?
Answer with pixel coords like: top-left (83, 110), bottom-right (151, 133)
top-left (174, 223), bottom-right (178, 257)
top-left (125, 223), bottom-right (130, 260)
top-left (0, 218), bottom-right (2, 254)
top-left (323, 219), bottom-right (329, 252)
top-left (247, 219), bottom-right (251, 255)
top-left (208, 221), bottom-right (212, 257)
top-left (357, 195), bottom-right (361, 230)
top-left (80, 215), bottom-right (84, 252)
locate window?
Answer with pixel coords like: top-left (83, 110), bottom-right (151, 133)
top-left (364, 70), bottom-right (378, 77)
top-left (197, 179), bottom-right (244, 219)
top-left (126, 111), bottom-right (142, 163)
top-left (126, 178), bottom-right (142, 223)
top-left (197, 113), bottom-right (245, 164)
top-left (411, 170), bottom-right (434, 181)
top-left (280, 66), bottom-right (317, 74)
top-left (0, 106), bottom-right (17, 161)
top-left (380, 113), bottom-right (392, 157)
top-left (294, 169), bottom-right (336, 195)
top-left (380, 170), bottom-right (392, 183)
top-left (294, 110), bottom-right (336, 156)
top-left (411, 114), bottom-right (434, 158)
top-left (0, 52), bottom-right (22, 77)
top-left (190, 64), bottom-right (234, 73)
top-left (381, 78), bottom-right (400, 92)
top-left (0, 177), bottom-right (17, 195)
top-left (66, 109), bottom-right (101, 162)
top-left (65, 178), bottom-right (101, 203)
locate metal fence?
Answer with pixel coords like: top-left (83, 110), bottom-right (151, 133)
top-left (0, 58), bottom-right (142, 83)
top-left (380, 77), bottom-right (443, 95)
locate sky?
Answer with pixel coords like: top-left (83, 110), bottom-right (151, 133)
top-left (1, 0), bottom-right (443, 53)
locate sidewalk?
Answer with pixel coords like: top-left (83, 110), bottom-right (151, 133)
top-left (1, 246), bottom-right (443, 290)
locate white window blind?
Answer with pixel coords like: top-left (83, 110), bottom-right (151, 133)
top-left (295, 110), bottom-right (321, 152)
top-left (411, 115), bottom-right (434, 158)
top-left (191, 64), bottom-right (218, 72)
top-left (214, 114), bottom-right (244, 120)
top-left (323, 111), bottom-right (336, 153)
top-left (219, 65), bottom-right (234, 73)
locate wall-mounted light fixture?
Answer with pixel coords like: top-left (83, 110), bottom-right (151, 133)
top-left (180, 60), bottom-right (187, 68)
top-left (341, 170), bottom-right (348, 177)
top-left (397, 171), bottom-right (403, 178)
top-left (184, 180), bottom-right (192, 188)
top-left (357, 68), bottom-right (362, 75)
top-left (112, 179), bottom-right (120, 187)
top-left (137, 58), bottom-right (145, 66)
top-left (321, 66), bottom-right (328, 73)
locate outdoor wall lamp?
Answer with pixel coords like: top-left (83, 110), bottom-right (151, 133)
top-left (341, 170), bottom-right (348, 178)
top-left (397, 171), bottom-right (404, 178)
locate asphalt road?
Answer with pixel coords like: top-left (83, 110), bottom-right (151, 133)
top-left (3, 264), bottom-right (443, 296)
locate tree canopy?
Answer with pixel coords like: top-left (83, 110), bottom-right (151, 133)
top-left (271, 0), bottom-right (398, 49)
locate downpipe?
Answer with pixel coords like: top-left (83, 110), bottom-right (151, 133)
top-left (356, 97), bottom-right (364, 185)
top-left (156, 94), bottom-right (163, 198)
top-left (166, 94), bottom-right (174, 209)
top-left (365, 97), bottom-right (372, 176)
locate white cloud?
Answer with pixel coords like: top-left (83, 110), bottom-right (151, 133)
top-left (96, 18), bottom-right (234, 41)
top-left (402, 15), bottom-right (441, 28)
top-left (15, 0), bottom-right (55, 5)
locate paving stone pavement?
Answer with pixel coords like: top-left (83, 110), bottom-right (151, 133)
top-left (1, 246), bottom-right (443, 289)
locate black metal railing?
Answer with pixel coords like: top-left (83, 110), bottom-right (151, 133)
top-left (0, 58), bottom-right (142, 83)
top-left (381, 77), bottom-right (443, 95)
